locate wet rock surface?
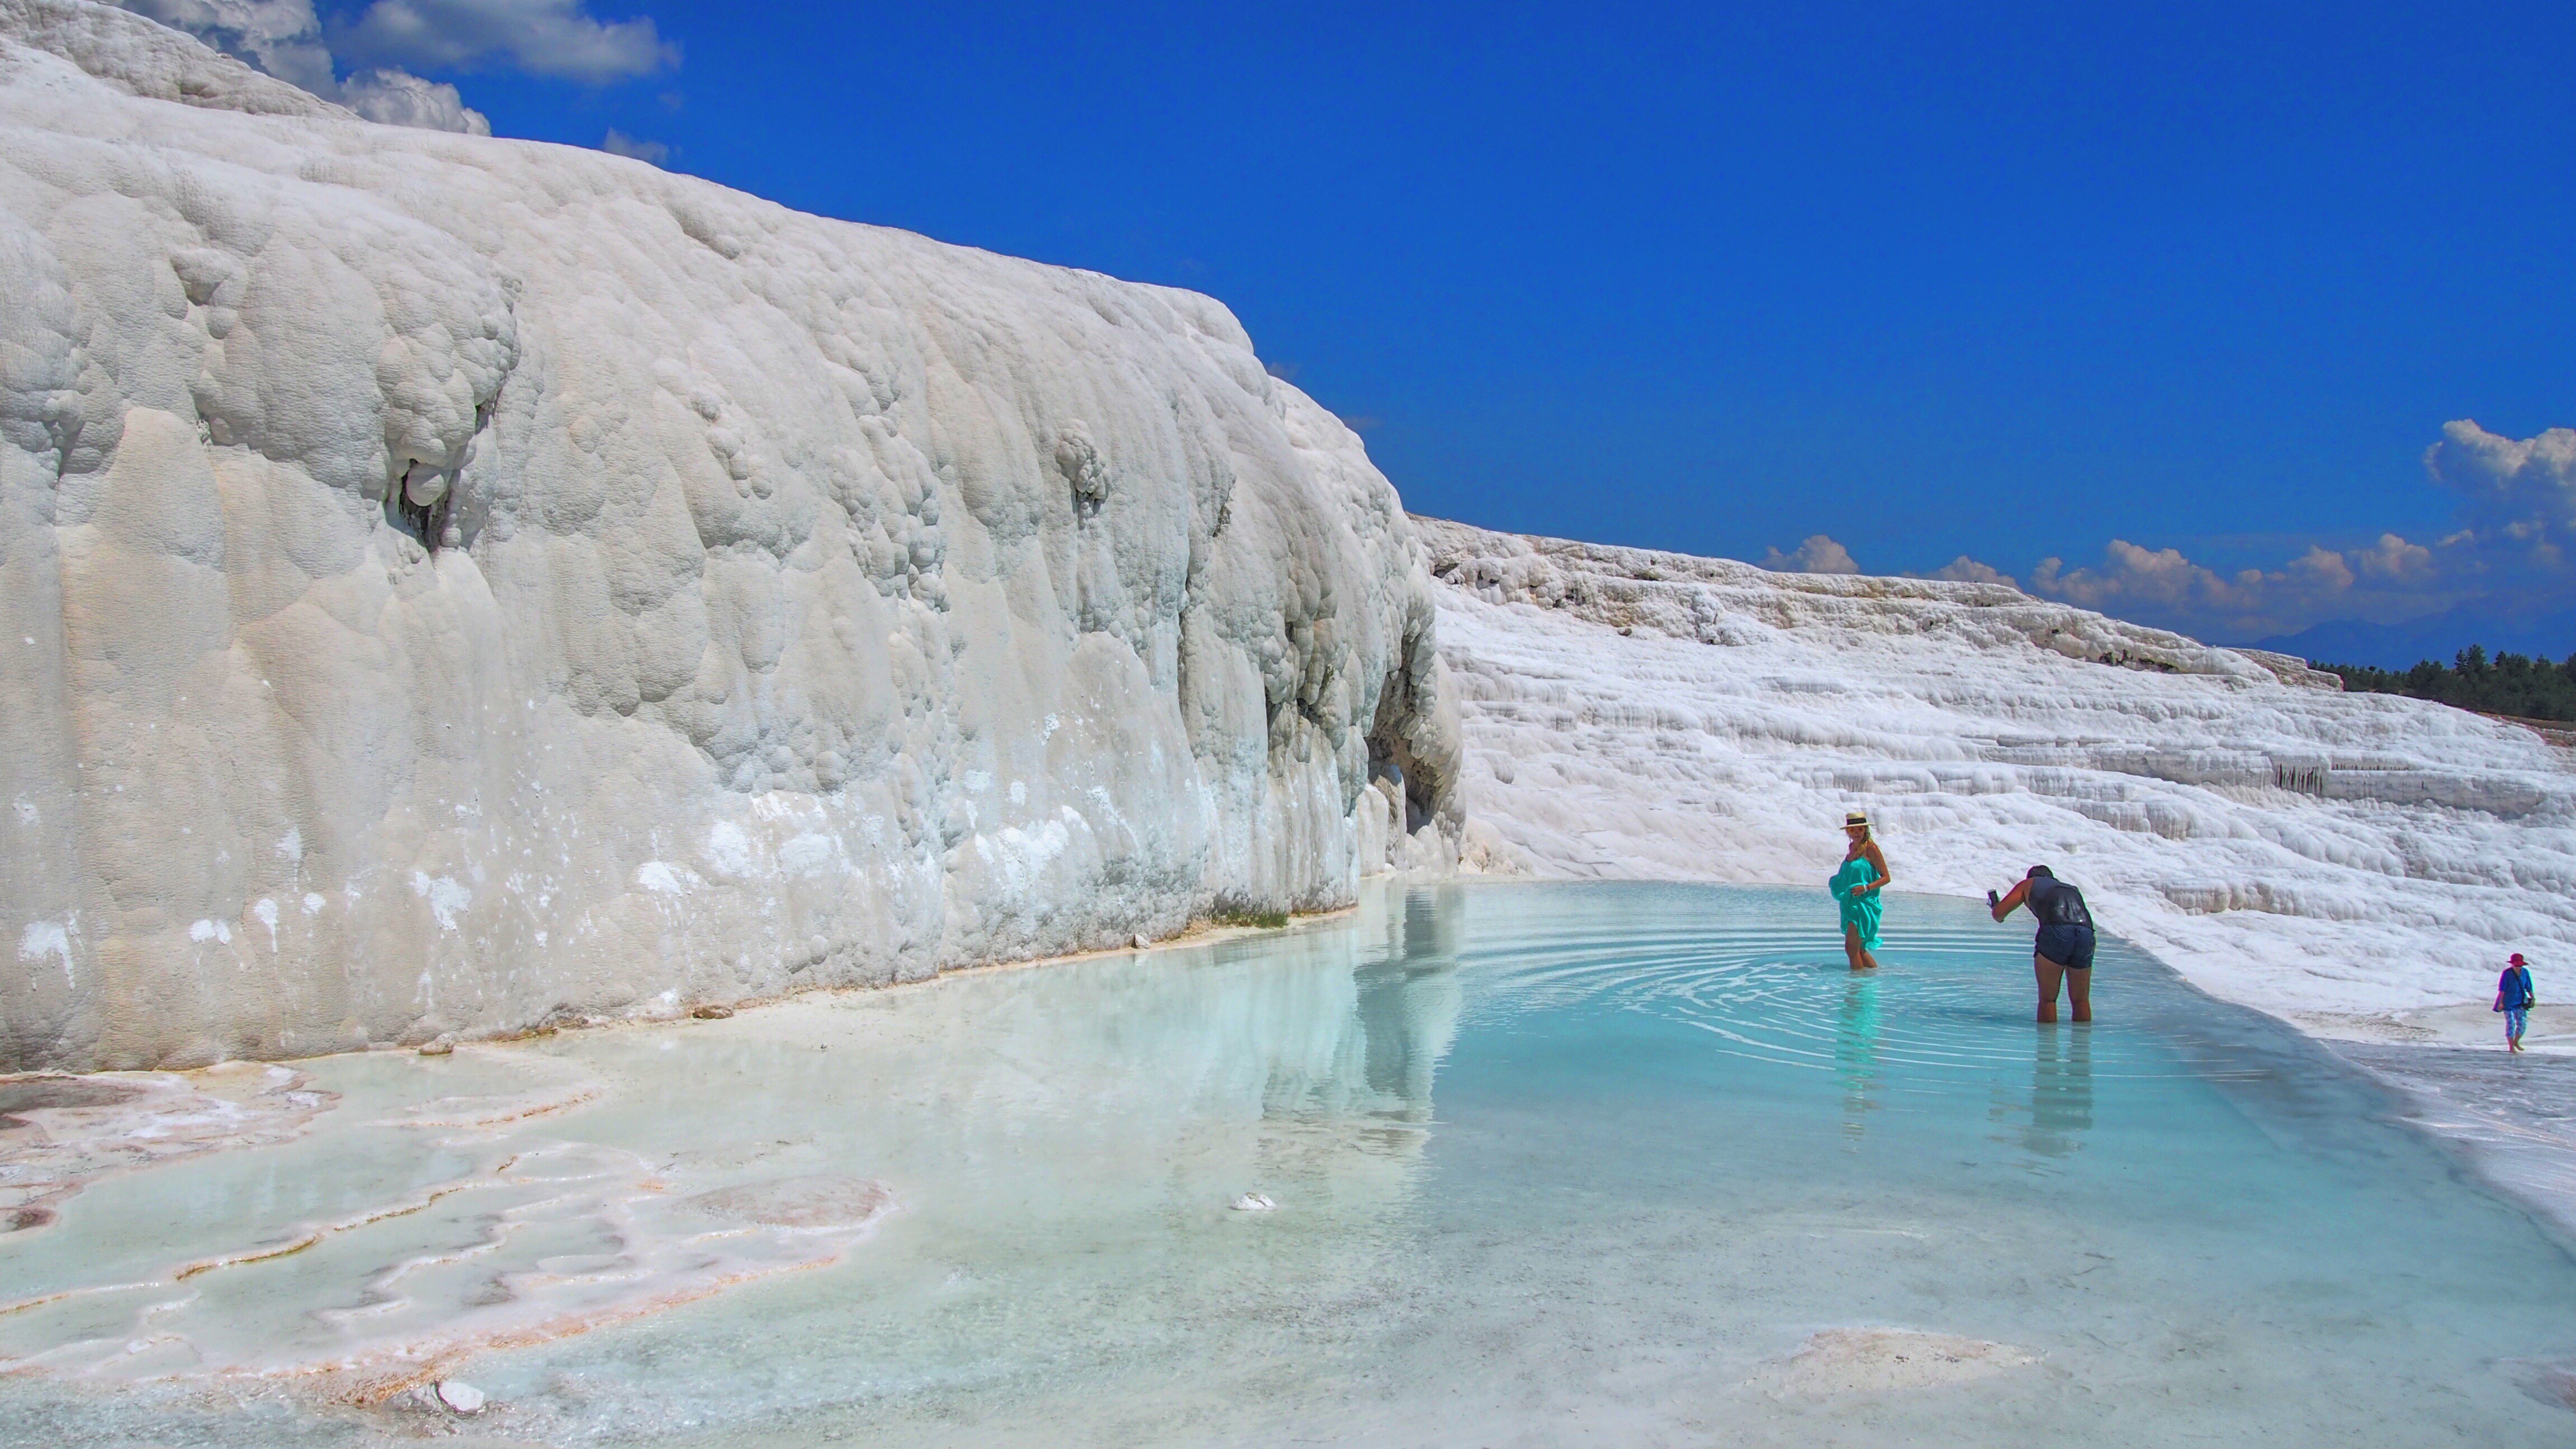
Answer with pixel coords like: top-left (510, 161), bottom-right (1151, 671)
top-left (0, 1076), bottom-right (143, 1129)
top-left (0, 1063), bottom-right (332, 1230)
top-left (2332, 1043), bottom-right (2576, 1240)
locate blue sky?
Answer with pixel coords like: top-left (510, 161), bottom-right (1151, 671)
top-left (127, 2), bottom-right (2576, 652)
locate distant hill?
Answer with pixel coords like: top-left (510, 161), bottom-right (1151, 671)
top-left (2248, 602), bottom-right (2576, 670)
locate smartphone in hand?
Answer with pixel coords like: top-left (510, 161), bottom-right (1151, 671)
top-left (1987, 889), bottom-right (2000, 910)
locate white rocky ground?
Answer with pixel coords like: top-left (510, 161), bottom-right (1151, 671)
top-left (0, 1), bottom-right (1459, 1071)
top-left (1422, 518), bottom-right (2576, 1038)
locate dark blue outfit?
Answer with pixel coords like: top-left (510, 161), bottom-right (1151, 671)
top-left (2028, 877), bottom-right (2096, 970)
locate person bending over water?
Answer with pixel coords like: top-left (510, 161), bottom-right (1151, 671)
top-left (1830, 812), bottom-right (1890, 972)
top-left (1990, 865), bottom-right (2095, 1022)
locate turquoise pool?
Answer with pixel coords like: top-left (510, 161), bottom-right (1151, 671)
top-left (2, 881), bottom-right (2570, 1446)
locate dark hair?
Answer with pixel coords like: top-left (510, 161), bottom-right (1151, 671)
top-left (2026, 865), bottom-right (2053, 879)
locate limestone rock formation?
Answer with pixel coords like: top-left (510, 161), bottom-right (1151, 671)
top-left (0, 0), bottom-right (1459, 1069)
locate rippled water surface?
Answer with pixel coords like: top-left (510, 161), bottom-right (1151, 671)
top-left (4, 882), bottom-right (2573, 1447)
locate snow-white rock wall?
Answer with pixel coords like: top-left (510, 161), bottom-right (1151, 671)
top-left (1421, 517), bottom-right (2576, 1029)
top-left (0, 0), bottom-right (1460, 1071)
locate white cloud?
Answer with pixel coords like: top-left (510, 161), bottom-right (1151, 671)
top-left (1918, 556), bottom-right (2016, 588)
top-left (2352, 531), bottom-right (2434, 583)
top-left (1760, 534), bottom-right (1859, 575)
top-left (2423, 419), bottom-right (2576, 569)
top-left (2030, 541), bottom-right (2304, 636)
top-left (1996, 422), bottom-right (2576, 640)
top-left (112, 0), bottom-right (337, 91)
top-left (601, 127), bottom-right (668, 164)
top-left (2024, 533), bottom-right (2464, 640)
top-left (110, 0), bottom-right (665, 133)
top-left (2032, 541), bottom-right (2247, 615)
top-left (111, 0), bottom-right (488, 132)
top-left (338, 0), bottom-right (679, 84)
top-left (341, 66), bottom-right (490, 134)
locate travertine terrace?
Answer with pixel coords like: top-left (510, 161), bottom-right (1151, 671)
top-left (1422, 516), bottom-right (2576, 1033)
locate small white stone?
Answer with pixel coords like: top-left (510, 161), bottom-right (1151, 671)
top-left (435, 1379), bottom-right (486, 1414)
top-left (1229, 1192), bottom-right (1276, 1212)
top-left (1131, 933), bottom-right (1150, 950)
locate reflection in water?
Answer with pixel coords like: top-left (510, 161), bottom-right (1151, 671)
top-left (1835, 976), bottom-right (1882, 1144)
top-left (1353, 962), bottom-right (1462, 1125)
top-left (0, 886), bottom-right (1468, 1391)
top-left (1239, 896), bottom-right (1464, 1195)
top-left (1351, 890), bottom-right (1465, 1128)
top-left (2009, 1026), bottom-right (2095, 1161)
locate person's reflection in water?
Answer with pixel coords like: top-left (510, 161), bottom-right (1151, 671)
top-left (1341, 888), bottom-right (1465, 1153)
top-left (2021, 1025), bottom-right (2095, 1159)
top-left (1353, 958), bottom-right (1462, 1131)
top-left (1835, 974), bottom-right (1882, 1144)
top-left (1243, 889), bottom-right (1464, 1208)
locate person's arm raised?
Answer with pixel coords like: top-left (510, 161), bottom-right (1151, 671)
top-left (1990, 880), bottom-right (2030, 922)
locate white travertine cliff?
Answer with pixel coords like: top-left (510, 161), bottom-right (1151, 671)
top-left (0, 0), bottom-right (1460, 1069)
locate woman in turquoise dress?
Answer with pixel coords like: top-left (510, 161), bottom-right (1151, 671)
top-left (1830, 811), bottom-right (1890, 971)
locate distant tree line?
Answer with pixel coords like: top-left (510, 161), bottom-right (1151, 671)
top-left (2321, 646), bottom-right (2576, 722)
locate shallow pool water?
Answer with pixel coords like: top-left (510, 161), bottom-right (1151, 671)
top-left (3, 881), bottom-right (2572, 1447)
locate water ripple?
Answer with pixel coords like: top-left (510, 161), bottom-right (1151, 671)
top-left (1460, 911), bottom-right (2252, 1086)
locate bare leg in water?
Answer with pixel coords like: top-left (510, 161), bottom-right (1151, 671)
top-left (2034, 955), bottom-right (2092, 1023)
top-left (1845, 924), bottom-right (1879, 972)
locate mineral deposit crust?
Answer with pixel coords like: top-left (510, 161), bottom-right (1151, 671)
top-left (0, 0), bottom-right (1462, 1069)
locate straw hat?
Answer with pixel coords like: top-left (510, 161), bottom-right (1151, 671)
top-left (1843, 811), bottom-right (1869, 828)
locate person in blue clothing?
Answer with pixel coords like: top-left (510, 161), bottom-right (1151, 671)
top-left (2494, 952), bottom-right (2538, 1053)
top-left (1830, 812), bottom-right (1890, 972)
top-left (1988, 866), bottom-right (2096, 1024)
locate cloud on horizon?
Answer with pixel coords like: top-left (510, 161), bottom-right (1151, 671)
top-left (111, 0), bottom-right (675, 135)
top-left (600, 126), bottom-right (667, 164)
top-left (1758, 421), bottom-right (2576, 644)
top-left (113, 1), bottom-right (476, 130)
top-left (1760, 534), bottom-right (1859, 575)
top-left (337, 0), bottom-right (676, 84)
top-left (1920, 556), bottom-right (2016, 586)
top-left (1867, 420), bottom-right (2573, 642)
top-left (2019, 538), bottom-right (2433, 639)
top-left (2425, 418), bottom-right (2576, 561)
top-left (339, 63), bottom-right (487, 132)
